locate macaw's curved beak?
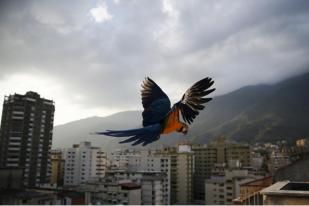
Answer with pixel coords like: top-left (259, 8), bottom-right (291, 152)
top-left (182, 127), bottom-right (188, 135)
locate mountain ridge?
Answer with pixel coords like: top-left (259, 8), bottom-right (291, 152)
top-left (52, 71), bottom-right (309, 151)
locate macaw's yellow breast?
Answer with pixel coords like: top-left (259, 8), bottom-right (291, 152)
top-left (162, 110), bottom-right (183, 134)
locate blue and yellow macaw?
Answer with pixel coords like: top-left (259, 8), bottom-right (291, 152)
top-left (96, 77), bottom-right (215, 146)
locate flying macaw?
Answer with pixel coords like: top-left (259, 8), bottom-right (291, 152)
top-left (96, 77), bottom-right (215, 146)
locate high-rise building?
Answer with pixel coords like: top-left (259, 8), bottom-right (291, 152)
top-left (155, 144), bottom-right (194, 205)
top-left (0, 91), bottom-right (55, 186)
top-left (63, 142), bottom-right (107, 186)
top-left (140, 151), bottom-right (171, 204)
top-left (192, 144), bottom-right (218, 202)
top-left (192, 138), bottom-right (251, 202)
top-left (50, 149), bottom-right (64, 186)
top-left (176, 144), bottom-right (194, 204)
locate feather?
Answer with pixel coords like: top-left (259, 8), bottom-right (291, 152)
top-left (141, 77), bottom-right (171, 126)
top-left (95, 123), bottom-right (162, 146)
top-left (173, 77), bottom-right (215, 124)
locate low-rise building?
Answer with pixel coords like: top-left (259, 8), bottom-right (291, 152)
top-left (205, 162), bottom-right (262, 205)
top-left (274, 151), bottom-right (309, 182)
top-left (233, 176), bottom-right (273, 205)
top-left (268, 150), bottom-right (290, 174)
top-left (296, 138), bottom-right (308, 148)
top-left (83, 178), bottom-right (141, 205)
top-left (0, 167), bottom-right (57, 204)
top-left (261, 181), bottom-right (309, 205)
top-left (104, 170), bottom-right (168, 205)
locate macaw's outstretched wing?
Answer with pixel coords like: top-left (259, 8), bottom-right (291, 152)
top-left (95, 124), bottom-right (162, 146)
top-left (173, 77), bottom-right (215, 124)
top-left (141, 77), bottom-right (171, 126)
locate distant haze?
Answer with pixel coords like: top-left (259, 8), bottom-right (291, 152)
top-left (0, 0), bottom-right (309, 125)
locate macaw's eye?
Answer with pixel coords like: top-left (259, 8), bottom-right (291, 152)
top-left (177, 126), bottom-right (184, 132)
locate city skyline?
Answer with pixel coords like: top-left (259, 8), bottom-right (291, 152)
top-left (1, 0), bottom-right (309, 125)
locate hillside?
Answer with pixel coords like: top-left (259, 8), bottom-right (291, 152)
top-left (193, 71), bottom-right (309, 144)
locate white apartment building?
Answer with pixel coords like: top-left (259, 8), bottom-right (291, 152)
top-left (127, 150), bottom-right (171, 204)
top-left (141, 172), bottom-right (167, 205)
top-left (110, 149), bottom-right (141, 170)
top-left (205, 163), bottom-right (262, 205)
top-left (105, 170), bottom-right (169, 205)
top-left (83, 178), bottom-right (142, 205)
top-left (63, 142), bottom-right (107, 186)
top-left (176, 144), bottom-right (195, 204)
top-left (109, 149), bottom-right (171, 204)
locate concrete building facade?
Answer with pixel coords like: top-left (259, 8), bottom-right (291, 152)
top-left (110, 148), bottom-right (140, 170)
top-left (139, 151), bottom-right (171, 204)
top-left (261, 181), bottom-right (309, 205)
top-left (50, 149), bottom-right (64, 186)
top-left (233, 176), bottom-right (273, 205)
top-left (83, 179), bottom-right (141, 205)
top-left (155, 144), bottom-right (195, 205)
top-left (205, 163), bottom-right (260, 205)
top-left (0, 91), bottom-right (55, 186)
top-left (176, 144), bottom-right (194, 205)
top-left (98, 170), bottom-right (168, 205)
top-left (192, 139), bottom-right (251, 202)
top-left (63, 142), bottom-right (107, 186)
top-left (268, 150), bottom-right (290, 174)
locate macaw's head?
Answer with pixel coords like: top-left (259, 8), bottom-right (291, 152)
top-left (178, 124), bottom-right (188, 135)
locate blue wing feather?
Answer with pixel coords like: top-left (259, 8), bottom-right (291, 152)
top-left (141, 77), bottom-right (171, 126)
top-left (95, 123), bottom-right (161, 146)
top-left (142, 98), bottom-right (170, 126)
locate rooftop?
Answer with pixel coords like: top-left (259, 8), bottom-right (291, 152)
top-left (240, 176), bottom-right (272, 187)
top-left (261, 181), bottom-right (309, 197)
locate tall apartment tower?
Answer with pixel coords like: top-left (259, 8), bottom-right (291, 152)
top-left (50, 149), bottom-right (65, 186)
top-left (0, 91), bottom-right (55, 186)
top-left (192, 138), bottom-right (251, 203)
top-left (176, 144), bottom-right (195, 205)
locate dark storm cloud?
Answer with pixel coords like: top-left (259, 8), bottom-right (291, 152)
top-left (0, 0), bottom-right (309, 123)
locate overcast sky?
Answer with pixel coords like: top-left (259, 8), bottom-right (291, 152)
top-left (0, 0), bottom-right (309, 125)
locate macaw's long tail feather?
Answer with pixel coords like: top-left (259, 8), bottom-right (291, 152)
top-left (95, 124), bottom-right (161, 146)
top-left (96, 128), bottom-right (146, 137)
